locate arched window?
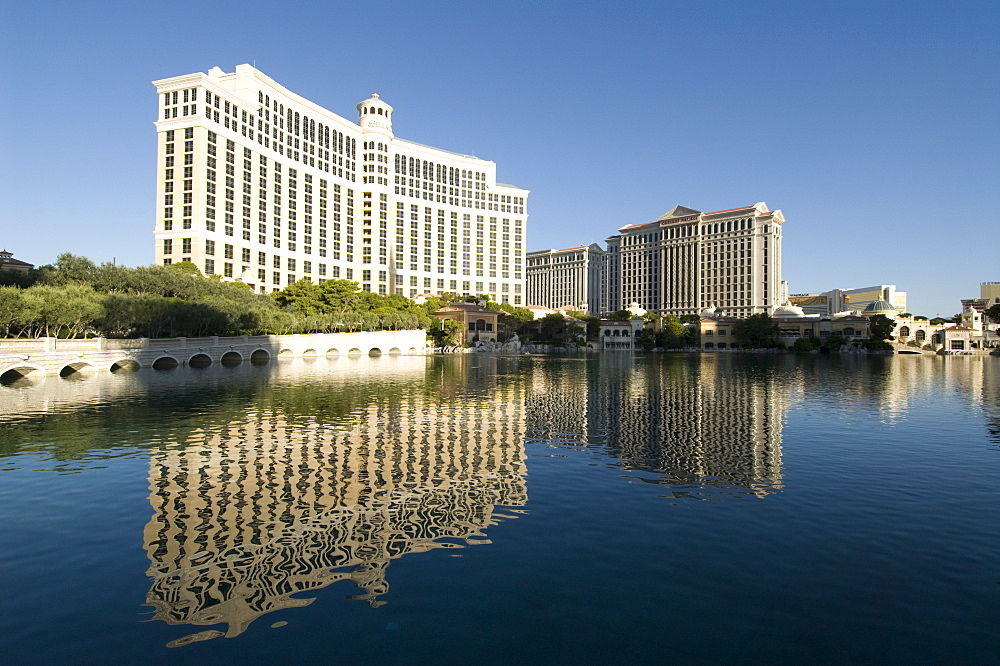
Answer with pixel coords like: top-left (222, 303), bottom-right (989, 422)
top-left (916, 330), bottom-right (926, 342)
top-left (604, 330), bottom-right (610, 336)
top-left (931, 333), bottom-right (941, 344)
top-left (378, 107), bottom-right (383, 115)
top-left (844, 327), bottom-right (855, 337)
top-left (899, 326), bottom-right (910, 337)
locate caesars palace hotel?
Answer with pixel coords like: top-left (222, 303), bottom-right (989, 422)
top-left (153, 65), bottom-right (529, 303)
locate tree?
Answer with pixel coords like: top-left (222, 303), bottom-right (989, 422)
top-left (868, 314), bottom-right (897, 341)
top-left (732, 313), bottom-right (780, 349)
top-left (605, 309), bottom-right (633, 321)
top-left (429, 318), bottom-right (464, 347)
top-left (985, 304), bottom-right (1000, 326)
top-left (792, 336), bottom-right (821, 352)
top-left (166, 260), bottom-right (202, 276)
top-left (656, 315), bottom-right (691, 349)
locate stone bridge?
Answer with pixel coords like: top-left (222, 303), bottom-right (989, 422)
top-left (0, 330), bottom-right (428, 382)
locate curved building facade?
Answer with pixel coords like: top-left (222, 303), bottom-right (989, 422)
top-left (153, 65), bottom-right (528, 304)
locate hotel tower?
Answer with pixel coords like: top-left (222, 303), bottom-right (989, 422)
top-left (152, 65), bottom-right (528, 303)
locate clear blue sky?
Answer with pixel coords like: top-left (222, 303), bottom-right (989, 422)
top-left (2, 0), bottom-right (997, 316)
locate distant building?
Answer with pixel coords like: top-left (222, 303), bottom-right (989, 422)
top-left (789, 285), bottom-right (907, 316)
top-left (604, 202), bottom-right (785, 318)
top-left (525, 243), bottom-right (605, 316)
top-left (0, 250), bottom-right (33, 274)
top-left (961, 282), bottom-right (1000, 313)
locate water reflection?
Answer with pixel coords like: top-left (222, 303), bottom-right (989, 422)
top-left (3, 352), bottom-right (999, 652)
top-left (141, 357), bottom-right (528, 645)
top-left (524, 355), bottom-right (786, 498)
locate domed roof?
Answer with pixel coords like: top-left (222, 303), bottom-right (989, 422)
top-left (773, 302), bottom-right (805, 317)
top-left (863, 299), bottom-right (896, 314)
top-left (699, 304), bottom-right (723, 317)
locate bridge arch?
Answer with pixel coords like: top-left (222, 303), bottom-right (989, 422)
top-left (250, 349), bottom-right (270, 365)
top-left (220, 351), bottom-right (243, 366)
top-left (301, 348), bottom-right (318, 358)
top-left (368, 347), bottom-right (382, 357)
top-left (109, 359), bottom-right (140, 373)
top-left (326, 348), bottom-right (340, 357)
top-left (60, 361), bottom-right (97, 378)
top-left (152, 356), bottom-right (179, 371)
top-left (408, 347), bottom-right (417, 354)
top-left (188, 353), bottom-right (212, 368)
top-left (277, 348), bottom-right (295, 359)
top-left (388, 347), bottom-right (401, 355)
top-left (1, 363), bottom-right (46, 385)
top-left (347, 348), bottom-right (363, 356)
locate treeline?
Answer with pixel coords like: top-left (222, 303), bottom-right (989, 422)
top-left (0, 254), bottom-right (476, 339)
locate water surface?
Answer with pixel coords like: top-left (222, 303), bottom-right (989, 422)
top-left (1, 353), bottom-right (997, 663)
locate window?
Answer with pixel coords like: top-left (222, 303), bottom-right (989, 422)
top-left (162, 239), bottom-right (172, 254)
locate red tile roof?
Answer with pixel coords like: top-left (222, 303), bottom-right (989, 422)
top-left (705, 205), bottom-right (755, 215)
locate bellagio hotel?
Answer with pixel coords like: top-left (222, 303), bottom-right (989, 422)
top-left (153, 65), bottom-right (529, 303)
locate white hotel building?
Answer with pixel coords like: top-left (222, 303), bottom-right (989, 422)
top-left (153, 65), bottom-right (529, 303)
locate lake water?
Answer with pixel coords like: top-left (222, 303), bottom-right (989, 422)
top-left (1, 353), bottom-right (998, 664)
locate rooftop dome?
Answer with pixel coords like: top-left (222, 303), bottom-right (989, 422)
top-left (699, 304), bottom-right (723, 317)
top-left (863, 300), bottom-right (897, 317)
top-left (773, 302), bottom-right (805, 317)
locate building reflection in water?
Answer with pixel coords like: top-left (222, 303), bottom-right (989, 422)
top-left (143, 357), bottom-right (527, 646)
top-left (525, 354), bottom-right (786, 499)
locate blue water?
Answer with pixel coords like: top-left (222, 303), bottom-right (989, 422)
top-left (1, 353), bottom-right (998, 664)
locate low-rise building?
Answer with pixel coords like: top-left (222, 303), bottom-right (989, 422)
top-left (598, 318), bottom-right (644, 351)
top-left (0, 250), bottom-right (33, 275)
top-left (430, 302), bottom-right (498, 346)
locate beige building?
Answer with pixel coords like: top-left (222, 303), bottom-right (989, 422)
top-left (430, 302), bottom-right (499, 345)
top-left (598, 318), bottom-right (645, 351)
top-left (525, 243), bottom-right (606, 316)
top-left (0, 250), bottom-right (32, 274)
top-left (153, 65), bottom-right (528, 304)
top-left (604, 202), bottom-right (785, 318)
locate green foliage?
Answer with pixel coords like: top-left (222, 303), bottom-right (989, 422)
top-left (429, 318), bottom-right (465, 347)
top-left (636, 328), bottom-right (657, 350)
top-left (929, 317), bottom-right (947, 325)
top-left (166, 260), bottom-right (202, 276)
top-left (985, 304), bottom-right (1000, 326)
top-left (0, 255), bottom-right (424, 339)
top-left (824, 333), bottom-right (847, 351)
top-left (605, 310), bottom-right (633, 321)
top-left (792, 336), bottom-right (821, 352)
top-left (867, 314), bottom-right (897, 341)
top-left (656, 315), bottom-right (693, 349)
top-left (679, 314), bottom-right (701, 324)
top-left (863, 339), bottom-right (894, 352)
top-left (733, 314), bottom-right (780, 349)
top-left (0, 267), bottom-right (39, 288)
